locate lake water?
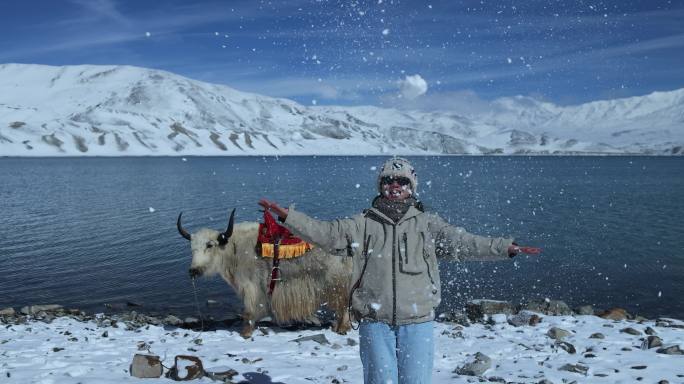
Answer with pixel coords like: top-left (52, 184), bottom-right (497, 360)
top-left (1, 156), bottom-right (683, 320)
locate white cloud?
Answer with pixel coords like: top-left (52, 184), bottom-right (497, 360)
top-left (398, 74), bottom-right (428, 99)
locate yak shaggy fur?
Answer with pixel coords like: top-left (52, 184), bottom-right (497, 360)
top-left (187, 222), bottom-right (352, 338)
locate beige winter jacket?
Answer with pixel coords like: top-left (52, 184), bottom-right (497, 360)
top-left (283, 204), bottom-right (514, 325)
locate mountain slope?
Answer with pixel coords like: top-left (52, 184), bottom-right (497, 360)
top-left (1, 63), bottom-right (682, 156)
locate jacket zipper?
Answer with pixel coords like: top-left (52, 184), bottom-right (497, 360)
top-left (365, 209), bottom-right (399, 325)
top-left (392, 224), bottom-right (397, 326)
top-left (402, 232), bottom-right (408, 265)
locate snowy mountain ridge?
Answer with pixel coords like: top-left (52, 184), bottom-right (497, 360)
top-left (0, 63), bottom-right (682, 156)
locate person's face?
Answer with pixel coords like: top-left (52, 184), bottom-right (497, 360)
top-left (380, 176), bottom-right (412, 201)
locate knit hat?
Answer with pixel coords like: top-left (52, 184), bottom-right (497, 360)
top-left (377, 157), bottom-right (418, 195)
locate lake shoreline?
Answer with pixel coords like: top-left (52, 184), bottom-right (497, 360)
top-left (3, 297), bottom-right (682, 330)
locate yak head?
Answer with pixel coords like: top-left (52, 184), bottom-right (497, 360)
top-left (177, 209), bottom-right (235, 279)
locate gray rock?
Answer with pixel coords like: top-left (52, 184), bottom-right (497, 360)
top-left (164, 315), bottom-right (183, 326)
top-left (455, 352), bottom-right (491, 376)
top-left (656, 318), bottom-right (684, 329)
top-left (598, 308), bottom-right (630, 320)
top-left (241, 357), bottom-right (263, 364)
top-left (0, 307), bottom-right (15, 316)
top-left (573, 305), bottom-right (594, 315)
top-left (104, 302), bottom-right (127, 311)
top-left (556, 341), bottom-right (576, 354)
top-left (205, 368), bottom-right (238, 382)
top-left (166, 355), bottom-right (204, 381)
top-left (20, 304), bottom-right (63, 315)
top-left (558, 363), bottom-right (588, 375)
top-left (137, 341), bottom-right (151, 351)
top-left (508, 311), bottom-right (542, 327)
top-left (537, 380), bottom-right (554, 384)
top-left (486, 376), bottom-right (506, 383)
top-left (656, 320), bottom-right (669, 327)
top-left (521, 299), bottom-right (572, 315)
top-left (547, 327), bottom-right (572, 340)
top-left (620, 327), bottom-right (642, 336)
top-left (437, 310), bottom-right (470, 325)
top-left (589, 332), bottom-right (605, 339)
top-left (641, 335), bottom-right (663, 350)
top-left (290, 334), bottom-right (330, 345)
top-left (130, 354), bottom-right (163, 378)
top-left (466, 299), bottom-right (514, 322)
top-left (656, 345), bottom-right (684, 355)
top-left (645, 327), bottom-right (657, 335)
top-left (142, 315), bottom-right (161, 326)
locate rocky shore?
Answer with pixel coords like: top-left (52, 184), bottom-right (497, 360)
top-left (2, 299), bottom-right (683, 383)
top-left (1, 297), bottom-right (677, 330)
top-left (0, 304), bottom-right (222, 331)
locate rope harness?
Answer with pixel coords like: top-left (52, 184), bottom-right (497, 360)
top-left (268, 235), bottom-right (282, 296)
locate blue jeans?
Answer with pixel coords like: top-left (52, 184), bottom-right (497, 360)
top-left (359, 320), bottom-right (434, 384)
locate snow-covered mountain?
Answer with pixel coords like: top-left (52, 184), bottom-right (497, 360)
top-left (1, 63), bottom-right (682, 156)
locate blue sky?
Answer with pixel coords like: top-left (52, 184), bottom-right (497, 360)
top-left (1, 0), bottom-right (683, 109)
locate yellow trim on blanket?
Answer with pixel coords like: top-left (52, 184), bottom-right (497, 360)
top-left (260, 242), bottom-right (313, 258)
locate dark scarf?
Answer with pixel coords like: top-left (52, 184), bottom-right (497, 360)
top-left (372, 195), bottom-right (422, 223)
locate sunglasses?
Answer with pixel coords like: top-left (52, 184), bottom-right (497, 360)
top-left (381, 176), bottom-right (411, 186)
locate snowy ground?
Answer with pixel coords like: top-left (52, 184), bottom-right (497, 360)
top-left (1, 313), bottom-right (683, 384)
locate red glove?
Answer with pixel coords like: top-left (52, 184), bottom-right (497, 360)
top-left (508, 244), bottom-right (542, 257)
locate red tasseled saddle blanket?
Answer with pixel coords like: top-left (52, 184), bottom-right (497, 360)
top-left (257, 210), bottom-right (313, 258)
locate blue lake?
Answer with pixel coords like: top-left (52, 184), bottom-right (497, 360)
top-left (0, 156), bottom-right (682, 319)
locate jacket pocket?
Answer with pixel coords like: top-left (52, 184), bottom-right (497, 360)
top-left (420, 230), bottom-right (440, 297)
top-left (398, 232), bottom-right (423, 275)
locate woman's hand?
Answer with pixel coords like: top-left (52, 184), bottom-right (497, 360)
top-left (258, 198), bottom-right (289, 220)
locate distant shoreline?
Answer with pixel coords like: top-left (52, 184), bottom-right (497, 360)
top-left (3, 153), bottom-right (684, 158)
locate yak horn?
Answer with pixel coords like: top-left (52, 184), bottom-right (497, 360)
top-left (177, 212), bottom-right (192, 241)
top-left (218, 208), bottom-right (236, 246)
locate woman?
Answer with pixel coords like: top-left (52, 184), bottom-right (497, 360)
top-left (259, 157), bottom-right (540, 384)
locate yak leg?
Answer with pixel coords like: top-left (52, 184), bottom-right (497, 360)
top-left (325, 283), bottom-right (351, 335)
top-left (240, 315), bottom-right (255, 338)
top-left (239, 283), bottom-right (268, 338)
top-left (331, 305), bottom-right (351, 335)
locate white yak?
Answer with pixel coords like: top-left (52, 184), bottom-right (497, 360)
top-left (177, 209), bottom-right (352, 338)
